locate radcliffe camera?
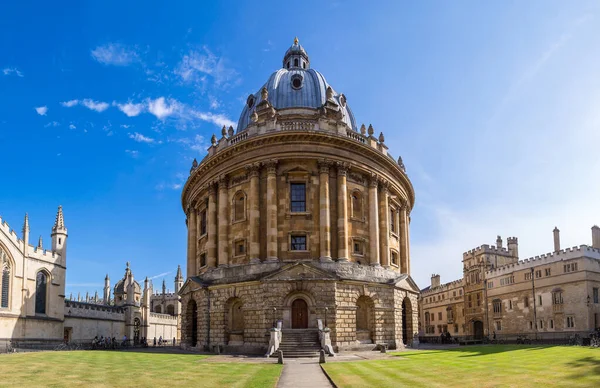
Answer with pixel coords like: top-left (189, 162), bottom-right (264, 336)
top-left (1, 2), bottom-right (599, 388)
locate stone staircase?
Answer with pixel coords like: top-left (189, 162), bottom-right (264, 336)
top-left (273, 329), bottom-right (321, 358)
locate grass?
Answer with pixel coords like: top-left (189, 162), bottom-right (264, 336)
top-left (322, 345), bottom-right (600, 388)
top-left (0, 350), bottom-right (282, 388)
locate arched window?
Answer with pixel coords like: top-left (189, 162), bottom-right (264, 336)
top-left (154, 305), bottom-right (162, 313)
top-left (294, 58), bottom-right (298, 67)
top-left (234, 192), bottom-right (245, 222)
top-left (167, 304), bottom-right (175, 316)
top-left (287, 61), bottom-right (290, 69)
top-left (302, 62), bottom-right (306, 69)
top-left (35, 271), bottom-right (48, 314)
top-left (1, 252), bottom-right (10, 308)
top-left (351, 191), bottom-right (363, 219)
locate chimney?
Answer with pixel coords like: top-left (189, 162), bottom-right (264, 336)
top-left (496, 235), bottom-right (503, 249)
top-left (507, 237), bottom-right (519, 258)
top-left (553, 227), bottom-right (560, 252)
top-left (431, 274), bottom-right (441, 288)
top-left (592, 225), bottom-right (600, 249)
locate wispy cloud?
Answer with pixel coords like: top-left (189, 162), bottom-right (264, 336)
top-left (69, 124), bottom-right (76, 129)
top-left (115, 101), bottom-right (144, 117)
top-left (172, 134), bottom-right (207, 152)
top-left (61, 99), bottom-right (110, 112)
top-left (35, 106), bottom-right (48, 116)
top-left (175, 47), bottom-right (239, 88)
top-left (61, 99), bottom-right (79, 108)
top-left (147, 97), bottom-right (179, 120)
top-left (129, 132), bottom-right (155, 143)
top-left (125, 149), bottom-right (139, 158)
top-left (91, 43), bottom-right (140, 66)
top-left (148, 270), bottom-right (174, 280)
top-left (3, 67), bottom-right (24, 77)
top-left (44, 121), bottom-right (60, 128)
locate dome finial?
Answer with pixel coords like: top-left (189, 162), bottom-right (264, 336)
top-left (294, 36), bottom-right (299, 45)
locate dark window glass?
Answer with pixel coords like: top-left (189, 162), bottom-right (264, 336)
top-left (238, 243), bottom-right (245, 254)
top-left (200, 210), bottom-right (207, 235)
top-left (291, 235), bottom-right (307, 251)
top-left (290, 183), bottom-right (306, 212)
top-left (200, 254), bottom-right (206, 267)
top-left (234, 195), bottom-right (245, 221)
top-left (35, 272), bottom-right (47, 314)
top-left (294, 58), bottom-right (298, 67)
top-left (1, 264), bottom-right (9, 308)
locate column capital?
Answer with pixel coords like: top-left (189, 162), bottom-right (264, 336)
top-left (264, 159), bottom-right (278, 174)
top-left (244, 162), bottom-right (261, 178)
top-left (336, 161), bottom-right (350, 176)
top-left (379, 180), bottom-right (390, 194)
top-left (317, 159), bottom-right (333, 174)
top-left (207, 181), bottom-right (217, 196)
top-left (217, 174), bottom-right (229, 189)
top-left (369, 174), bottom-right (379, 188)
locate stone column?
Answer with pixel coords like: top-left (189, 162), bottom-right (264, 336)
top-left (246, 163), bottom-right (261, 263)
top-left (400, 203), bottom-right (410, 274)
top-left (318, 160), bottom-right (332, 262)
top-left (217, 175), bottom-right (229, 266)
top-left (379, 183), bottom-right (390, 268)
top-left (187, 203), bottom-right (198, 276)
top-left (265, 160), bottom-right (278, 261)
top-left (368, 175), bottom-right (380, 266)
top-left (207, 184), bottom-right (218, 267)
top-left (336, 163), bottom-right (349, 261)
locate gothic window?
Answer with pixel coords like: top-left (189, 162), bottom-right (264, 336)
top-left (233, 192), bottom-right (246, 222)
top-left (200, 209), bottom-right (207, 235)
top-left (552, 289), bottom-right (563, 305)
top-left (351, 191), bottom-right (363, 219)
top-left (290, 183), bottom-right (306, 212)
top-left (493, 299), bottom-right (502, 314)
top-left (35, 271), bottom-right (48, 314)
top-left (291, 235), bottom-right (307, 251)
top-left (594, 288), bottom-right (599, 304)
top-left (1, 254), bottom-right (10, 308)
top-left (154, 305), bottom-right (162, 313)
top-left (167, 304), bottom-right (175, 316)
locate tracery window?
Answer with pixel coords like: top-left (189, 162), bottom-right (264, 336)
top-left (493, 299), bottom-right (502, 314)
top-left (552, 289), bottom-right (564, 305)
top-left (35, 271), bottom-right (48, 314)
top-left (1, 252), bottom-right (10, 308)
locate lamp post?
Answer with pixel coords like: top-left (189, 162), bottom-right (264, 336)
top-left (325, 307), bottom-right (328, 328)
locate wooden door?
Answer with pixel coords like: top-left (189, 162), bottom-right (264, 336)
top-left (291, 299), bottom-right (308, 329)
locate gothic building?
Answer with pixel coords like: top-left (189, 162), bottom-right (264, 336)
top-left (179, 39), bottom-right (419, 354)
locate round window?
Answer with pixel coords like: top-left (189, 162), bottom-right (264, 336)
top-left (291, 74), bottom-right (303, 89)
top-left (247, 95), bottom-right (255, 108)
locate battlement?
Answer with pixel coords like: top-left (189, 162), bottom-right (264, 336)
top-left (65, 300), bottom-right (126, 320)
top-left (463, 244), bottom-right (511, 258)
top-left (422, 278), bottom-right (464, 295)
top-left (0, 217), bottom-right (23, 249)
top-left (149, 312), bottom-right (178, 322)
top-left (485, 245), bottom-right (600, 277)
top-left (28, 244), bottom-right (59, 261)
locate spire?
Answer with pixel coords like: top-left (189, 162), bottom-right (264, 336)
top-left (105, 273), bottom-right (109, 281)
top-left (162, 279), bottom-right (166, 295)
top-left (37, 235), bottom-right (43, 249)
top-left (176, 265), bottom-right (183, 280)
top-left (23, 213), bottom-right (30, 235)
top-left (53, 205), bottom-right (65, 232)
top-left (294, 36), bottom-right (299, 45)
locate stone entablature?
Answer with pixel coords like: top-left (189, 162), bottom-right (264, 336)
top-left (65, 301), bottom-right (125, 320)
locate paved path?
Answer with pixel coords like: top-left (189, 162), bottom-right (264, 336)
top-left (277, 359), bottom-right (333, 388)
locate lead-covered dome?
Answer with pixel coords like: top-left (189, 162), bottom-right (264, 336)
top-left (237, 38), bottom-right (357, 133)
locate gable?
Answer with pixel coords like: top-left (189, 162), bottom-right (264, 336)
top-left (394, 274), bottom-right (421, 294)
top-left (178, 277), bottom-right (205, 296)
top-left (262, 262), bottom-right (337, 281)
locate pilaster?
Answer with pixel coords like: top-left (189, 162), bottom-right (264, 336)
top-left (246, 163), bottom-right (261, 263)
top-left (368, 175), bottom-right (380, 266)
top-left (217, 175), bottom-right (229, 266)
top-left (318, 159), bottom-right (332, 262)
top-left (265, 160), bottom-right (278, 261)
top-left (400, 202), bottom-right (410, 274)
top-left (207, 183), bottom-right (218, 267)
top-left (379, 182), bottom-right (390, 268)
top-left (188, 202), bottom-right (198, 276)
top-left (336, 163), bottom-right (349, 261)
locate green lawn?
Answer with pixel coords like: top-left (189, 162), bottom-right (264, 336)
top-left (323, 345), bottom-right (600, 388)
top-left (0, 351), bottom-right (282, 388)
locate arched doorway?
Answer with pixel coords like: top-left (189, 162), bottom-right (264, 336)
top-left (187, 300), bottom-right (198, 347)
top-left (402, 297), bottom-right (413, 345)
top-left (226, 298), bottom-right (244, 345)
top-left (473, 320), bottom-right (484, 339)
top-left (291, 299), bottom-right (308, 329)
top-left (356, 296), bottom-right (374, 343)
top-left (133, 318), bottom-right (141, 345)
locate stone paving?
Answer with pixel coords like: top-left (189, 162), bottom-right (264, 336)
top-left (277, 359), bottom-right (333, 388)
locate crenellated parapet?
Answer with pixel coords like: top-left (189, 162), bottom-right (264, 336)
top-left (463, 244), bottom-right (513, 258)
top-left (485, 245), bottom-right (600, 277)
top-left (421, 278), bottom-right (464, 296)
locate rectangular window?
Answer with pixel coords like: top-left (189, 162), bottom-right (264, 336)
top-left (391, 251), bottom-right (398, 266)
top-left (495, 320), bottom-right (502, 331)
top-left (509, 300), bottom-right (512, 310)
top-left (454, 324), bottom-right (458, 333)
top-left (353, 240), bottom-right (364, 255)
top-left (567, 316), bottom-right (575, 328)
top-left (200, 253), bottom-right (206, 268)
top-left (593, 288), bottom-right (599, 304)
top-left (459, 290), bottom-right (463, 296)
top-left (538, 295), bottom-right (542, 306)
top-left (529, 321), bottom-right (533, 330)
top-left (390, 209), bottom-right (396, 233)
top-left (487, 281), bottom-right (493, 289)
top-left (431, 314), bottom-right (434, 322)
top-left (524, 297), bottom-right (529, 307)
top-left (525, 272), bottom-right (532, 281)
top-left (550, 319), bottom-right (554, 329)
top-left (290, 183), bottom-right (306, 212)
top-left (539, 320), bottom-right (544, 330)
top-left (453, 291), bottom-right (456, 297)
top-left (238, 242), bottom-right (245, 255)
top-left (438, 312), bottom-right (442, 321)
top-left (290, 235), bottom-right (307, 251)
top-left (535, 270), bottom-right (542, 278)
top-left (200, 210), bottom-right (207, 235)
top-left (545, 268), bottom-right (551, 276)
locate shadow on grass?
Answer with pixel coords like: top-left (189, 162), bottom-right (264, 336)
top-left (566, 356), bottom-right (600, 380)
top-left (393, 345), bottom-right (560, 358)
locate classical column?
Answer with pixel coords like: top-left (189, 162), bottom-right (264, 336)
top-left (246, 163), bottom-right (261, 263)
top-left (368, 175), bottom-right (380, 266)
top-left (187, 202), bottom-right (198, 276)
top-left (400, 202), bottom-right (409, 274)
top-left (318, 160), bottom-right (332, 262)
top-left (336, 163), bottom-right (349, 261)
top-left (379, 183), bottom-right (390, 268)
top-left (207, 184), bottom-right (218, 267)
top-left (265, 160), bottom-right (278, 261)
top-left (217, 175), bottom-right (229, 266)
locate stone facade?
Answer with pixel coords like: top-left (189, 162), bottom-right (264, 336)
top-left (0, 209), bottom-right (181, 348)
top-left (179, 40), bottom-right (419, 354)
top-left (419, 228), bottom-right (600, 340)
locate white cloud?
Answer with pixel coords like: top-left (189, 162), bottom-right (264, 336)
top-left (129, 132), bottom-right (155, 143)
top-left (69, 124), bottom-right (76, 129)
top-left (91, 43), bottom-right (140, 66)
top-left (208, 95), bottom-right (220, 110)
top-left (61, 99), bottom-right (79, 107)
top-left (82, 99), bottom-right (109, 112)
top-left (115, 101), bottom-right (144, 117)
top-left (120, 124), bottom-right (131, 129)
top-left (174, 47), bottom-right (239, 88)
top-left (35, 106), bottom-right (48, 116)
top-left (44, 121), bottom-right (60, 127)
top-left (125, 149), bottom-right (139, 158)
top-left (189, 110), bottom-right (235, 128)
top-left (3, 67), bottom-right (24, 77)
top-left (147, 97), bottom-right (179, 120)
top-left (148, 270), bottom-right (173, 280)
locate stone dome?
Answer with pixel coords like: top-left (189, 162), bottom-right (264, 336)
top-left (237, 38), bottom-right (357, 133)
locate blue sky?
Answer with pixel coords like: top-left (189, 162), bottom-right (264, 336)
top-left (1, 1), bottom-right (599, 295)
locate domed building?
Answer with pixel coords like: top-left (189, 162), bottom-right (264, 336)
top-left (179, 39), bottom-right (419, 355)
